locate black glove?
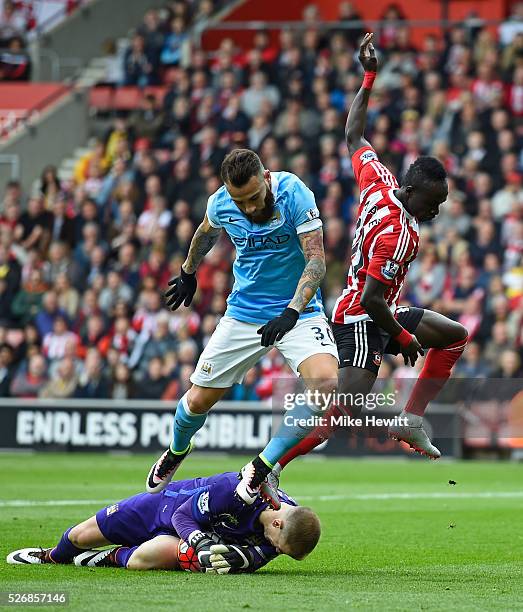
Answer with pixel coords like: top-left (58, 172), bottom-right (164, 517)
top-left (257, 308), bottom-right (299, 346)
top-left (209, 544), bottom-right (254, 574)
top-left (164, 268), bottom-right (197, 310)
top-left (188, 531), bottom-right (215, 572)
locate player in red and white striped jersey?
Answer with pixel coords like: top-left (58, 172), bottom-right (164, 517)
top-left (263, 34), bottom-right (468, 482)
top-left (331, 146), bottom-right (420, 327)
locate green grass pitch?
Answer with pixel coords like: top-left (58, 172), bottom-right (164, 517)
top-left (0, 453), bottom-right (522, 611)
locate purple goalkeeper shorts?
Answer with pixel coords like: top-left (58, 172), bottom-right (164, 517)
top-left (96, 492), bottom-right (175, 546)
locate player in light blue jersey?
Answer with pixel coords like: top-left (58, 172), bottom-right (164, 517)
top-left (146, 149), bottom-right (339, 504)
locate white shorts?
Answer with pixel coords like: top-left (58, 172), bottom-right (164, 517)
top-left (190, 314), bottom-right (339, 388)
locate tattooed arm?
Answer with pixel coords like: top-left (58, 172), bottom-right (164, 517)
top-left (288, 228), bottom-right (326, 313)
top-left (164, 213), bottom-right (222, 311)
top-left (257, 227), bottom-right (326, 346)
top-left (182, 214), bottom-right (222, 274)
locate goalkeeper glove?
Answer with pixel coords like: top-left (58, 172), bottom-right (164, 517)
top-left (188, 531), bottom-right (215, 573)
top-left (164, 268), bottom-right (197, 310)
top-left (257, 308), bottom-right (299, 346)
top-left (209, 544), bottom-right (254, 574)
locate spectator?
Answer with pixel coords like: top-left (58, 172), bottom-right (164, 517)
top-left (492, 349), bottom-right (523, 378)
top-left (134, 312), bottom-right (178, 377)
top-left (499, 2), bottom-right (523, 46)
top-left (79, 313), bottom-right (107, 357)
top-left (16, 323), bottom-right (41, 363)
top-left (49, 197), bottom-right (75, 248)
top-left (483, 322), bottom-right (515, 370)
top-left (109, 315), bottom-right (137, 363)
top-left (98, 270), bottom-right (133, 315)
top-left (110, 361), bottom-right (136, 399)
top-left (113, 242), bottom-right (140, 290)
top-left (54, 272), bottom-right (80, 321)
top-left (137, 9), bottom-right (164, 59)
top-left (130, 94), bottom-right (164, 143)
top-left (99, 38), bottom-right (125, 85)
top-left (42, 315), bottom-right (78, 362)
top-left (136, 195), bottom-right (172, 245)
top-left (43, 241), bottom-right (72, 286)
top-left (19, 196), bottom-right (52, 254)
top-left (34, 291), bottom-right (66, 338)
top-left (10, 353), bottom-right (48, 398)
top-left (0, 36), bottom-right (30, 81)
top-left (0, 343), bottom-right (15, 396)
top-left (454, 342), bottom-right (491, 378)
top-left (123, 33), bottom-right (155, 86)
top-left (74, 348), bottom-right (109, 399)
top-left (11, 268), bottom-right (47, 326)
top-left (241, 71), bottom-right (281, 118)
top-left (160, 16), bottom-right (187, 66)
top-left (139, 356), bottom-right (168, 399)
top-left (39, 357), bottom-right (78, 399)
top-left (0, 243), bottom-right (21, 300)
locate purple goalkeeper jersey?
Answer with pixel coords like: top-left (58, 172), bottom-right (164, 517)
top-left (166, 472), bottom-right (296, 543)
top-left (95, 471), bottom-right (297, 572)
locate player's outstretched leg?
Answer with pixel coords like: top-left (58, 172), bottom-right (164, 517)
top-left (264, 402), bottom-right (349, 493)
top-left (237, 401), bottom-right (330, 505)
top-left (389, 310), bottom-right (467, 458)
top-left (7, 518), bottom-right (112, 566)
top-left (147, 386), bottom-right (227, 493)
top-left (237, 354), bottom-right (339, 505)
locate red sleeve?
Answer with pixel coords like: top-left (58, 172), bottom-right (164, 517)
top-left (351, 146), bottom-right (398, 193)
top-left (366, 232), bottom-right (407, 287)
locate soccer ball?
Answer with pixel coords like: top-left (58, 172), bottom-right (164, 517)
top-left (177, 539), bottom-right (200, 573)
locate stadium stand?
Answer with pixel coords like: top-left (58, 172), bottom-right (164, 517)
top-left (0, 0), bottom-right (522, 402)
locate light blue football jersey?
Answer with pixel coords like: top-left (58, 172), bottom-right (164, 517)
top-left (206, 172), bottom-right (324, 324)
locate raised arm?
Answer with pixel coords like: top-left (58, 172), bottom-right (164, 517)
top-left (345, 32), bottom-right (378, 157)
top-left (165, 213), bottom-right (221, 311)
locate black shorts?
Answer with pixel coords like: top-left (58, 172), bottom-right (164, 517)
top-left (332, 306), bottom-right (424, 375)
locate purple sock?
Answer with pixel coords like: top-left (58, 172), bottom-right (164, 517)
top-left (49, 528), bottom-right (84, 564)
top-left (114, 546), bottom-right (138, 568)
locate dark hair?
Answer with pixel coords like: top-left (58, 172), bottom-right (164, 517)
top-left (220, 148), bottom-right (263, 187)
top-left (404, 156), bottom-right (447, 187)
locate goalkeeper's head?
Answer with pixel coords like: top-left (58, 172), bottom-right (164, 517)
top-left (260, 504), bottom-right (321, 560)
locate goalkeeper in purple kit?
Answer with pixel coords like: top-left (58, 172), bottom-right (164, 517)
top-left (7, 472), bottom-right (320, 574)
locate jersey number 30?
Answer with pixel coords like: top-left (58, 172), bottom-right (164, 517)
top-left (311, 326), bottom-right (334, 346)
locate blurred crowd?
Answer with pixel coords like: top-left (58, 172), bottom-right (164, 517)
top-left (1, 1), bottom-right (523, 401)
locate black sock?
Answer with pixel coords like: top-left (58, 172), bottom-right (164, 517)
top-left (251, 456), bottom-right (272, 489)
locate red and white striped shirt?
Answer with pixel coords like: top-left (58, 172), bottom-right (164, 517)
top-left (332, 146), bottom-right (420, 324)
